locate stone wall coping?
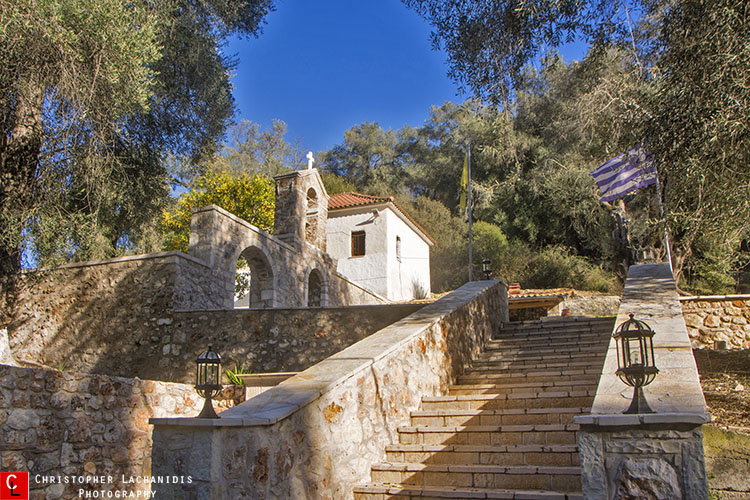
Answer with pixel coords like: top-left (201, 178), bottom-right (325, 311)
top-left (20, 250), bottom-right (209, 273)
top-left (586, 263), bottom-right (710, 420)
top-left (678, 294), bottom-right (750, 302)
top-left (150, 280), bottom-right (500, 429)
top-left (192, 204), bottom-right (296, 253)
top-left (174, 303), bottom-right (421, 314)
top-left (574, 412), bottom-right (712, 426)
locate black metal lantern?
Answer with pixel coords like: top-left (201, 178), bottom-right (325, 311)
top-left (482, 258), bottom-right (492, 280)
top-left (195, 345), bottom-right (222, 419)
top-left (613, 314), bottom-right (659, 414)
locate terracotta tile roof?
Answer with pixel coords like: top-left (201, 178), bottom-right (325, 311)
top-left (328, 192), bottom-right (394, 210)
top-left (327, 192), bottom-right (435, 245)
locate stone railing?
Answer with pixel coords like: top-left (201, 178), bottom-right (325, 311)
top-left (150, 280), bottom-right (508, 499)
top-left (575, 263), bottom-right (711, 499)
top-left (680, 294), bottom-right (750, 348)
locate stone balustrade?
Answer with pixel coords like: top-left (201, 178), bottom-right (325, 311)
top-left (150, 280), bottom-right (508, 499)
top-left (575, 263), bottom-right (711, 499)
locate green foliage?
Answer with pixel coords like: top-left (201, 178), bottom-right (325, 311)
top-left (203, 119), bottom-right (304, 179)
top-left (0, 0), bottom-right (275, 287)
top-left (224, 364), bottom-right (250, 386)
top-left (161, 170), bottom-right (274, 252)
top-left (523, 247), bottom-right (618, 293)
top-left (319, 172), bottom-right (357, 195)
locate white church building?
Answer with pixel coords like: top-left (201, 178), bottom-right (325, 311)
top-left (326, 192), bottom-right (434, 301)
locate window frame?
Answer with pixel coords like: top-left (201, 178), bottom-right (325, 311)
top-left (351, 231), bottom-right (366, 257)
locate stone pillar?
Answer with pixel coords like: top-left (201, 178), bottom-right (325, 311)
top-left (575, 263), bottom-right (711, 500)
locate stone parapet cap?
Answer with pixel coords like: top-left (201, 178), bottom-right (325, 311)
top-left (574, 412), bottom-right (712, 427)
top-left (589, 264), bottom-right (709, 417)
top-left (21, 250), bottom-right (209, 273)
top-left (150, 280), bottom-right (501, 429)
top-left (679, 294), bottom-right (750, 302)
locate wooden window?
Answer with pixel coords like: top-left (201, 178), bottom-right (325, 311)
top-left (351, 231), bottom-right (366, 257)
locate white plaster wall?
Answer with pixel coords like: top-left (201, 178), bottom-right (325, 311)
top-left (326, 210), bottom-right (389, 297)
top-left (326, 207), bottom-right (431, 301)
top-left (385, 209), bottom-right (431, 301)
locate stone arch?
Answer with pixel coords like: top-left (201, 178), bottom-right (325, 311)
top-left (307, 268), bottom-right (326, 307)
top-left (235, 246), bottom-right (275, 308)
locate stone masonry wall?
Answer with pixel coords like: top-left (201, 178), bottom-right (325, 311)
top-left (150, 281), bottom-right (508, 499)
top-left (680, 296), bottom-right (750, 348)
top-left (0, 364), bottom-right (204, 500)
top-left (8, 253), bottom-right (220, 370)
top-left (10, 271), bottom-right (421, 382)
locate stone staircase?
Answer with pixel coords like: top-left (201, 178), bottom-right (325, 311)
top-left (353, 316), bottom-right (616, 500)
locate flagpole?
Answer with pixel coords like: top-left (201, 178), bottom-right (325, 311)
top-left (467, 139), bottom-right (473, 281)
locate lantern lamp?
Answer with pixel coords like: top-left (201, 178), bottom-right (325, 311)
top-left (195, 345), bottom-right (222, 419)
top-left (613, 314), bottom-right (659, 414)
top-left (482, 258), bottom-right (492, 280)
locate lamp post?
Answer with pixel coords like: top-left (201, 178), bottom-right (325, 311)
top-left (613, 314), bottom-right (659, 414)
top-left (195, 345), bottom-right (222, 419)
top-left (482, 258), bottom-right (492, 280)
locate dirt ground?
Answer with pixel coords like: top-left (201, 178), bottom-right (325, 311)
top-left (694, 349), bottom-right (750, 431)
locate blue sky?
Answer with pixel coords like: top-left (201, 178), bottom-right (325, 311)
top-left (226, 0), bottom-right (589, 154)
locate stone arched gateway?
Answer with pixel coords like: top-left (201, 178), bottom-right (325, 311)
top-left (236, 246), bottom-right (275, 308)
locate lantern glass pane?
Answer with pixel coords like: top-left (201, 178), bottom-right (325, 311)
top-left (628, 337), bottom-right (642, 366)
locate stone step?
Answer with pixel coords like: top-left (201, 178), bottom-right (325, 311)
top-left (460, 367), bottom-right (602, 379)
top-left (468, 359), bottom-right (605, 372)
top-left (472, 351), bottom-right (605, 365)
top-left (369, 462), bottom-right (581, 491)
top-left (353, 484), bottom-right (584, 500)
top-left (420, 393), bottom-right (594, 411)
top-left (409, 407), bottom-right (588, 427)
top-left (397, 424), bottom-right (578, 446)
top-left (489, 331), bottom-right (609, 343)
top-left (385, 443), bottom-right (579, 467)
top-left (482, 337), bottom-right (608, 350)
top-left (457, 373), bottom-right (598, 386)
top-left (495, 321), bottom-right (613, 333)
top-left (448, 380), bottom-right (597, 396)
top-left (478, 345), bottom-right (607, 359)
top-left (504, 317), bottom-right (614, 328)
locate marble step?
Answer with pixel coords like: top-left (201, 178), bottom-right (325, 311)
top-left (385, 443), bottom-right (579, 467)
top-left (397, 424), bottom-right (579, 446)
top-left (479, 342), bottom-right (608, 356)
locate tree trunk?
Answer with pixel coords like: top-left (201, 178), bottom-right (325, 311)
top-left (0, 76), bottom-right (44, 322)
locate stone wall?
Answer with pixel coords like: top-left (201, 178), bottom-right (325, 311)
top-left (150, 280), bottom-right (508, 499)
top-left (575, 264), bottom-right (711, 500)
top-left (560, 294), bottom-right (621, 317)
top-left (8, 252), bottom-right (220, 370)
top-left (680, 295), bottom-right (750, 348)
top-left (0, 364), bottom-right (205, 499)
top-left (10, 275), bottom-right (421, 382)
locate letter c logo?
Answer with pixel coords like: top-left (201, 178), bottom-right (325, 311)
top-left (5, 474), bottom-right (15, 490)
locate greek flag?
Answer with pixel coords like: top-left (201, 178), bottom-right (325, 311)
top-left (591, 147), bottom-right (657, 202)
